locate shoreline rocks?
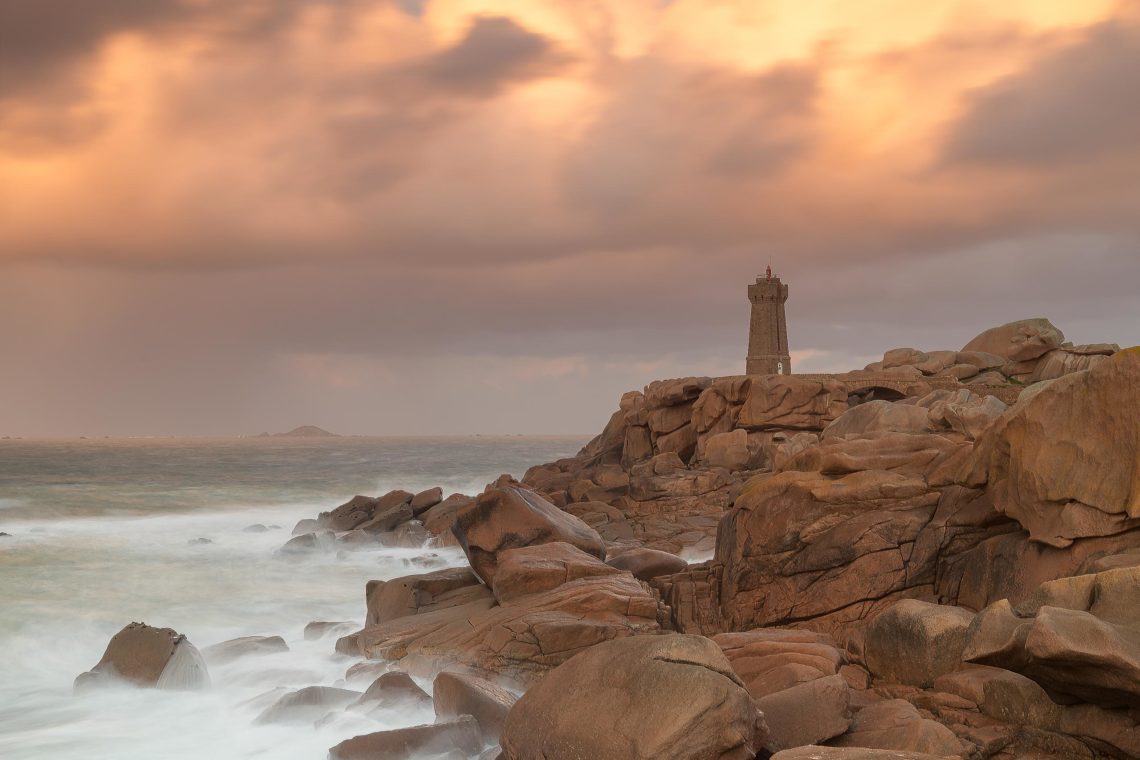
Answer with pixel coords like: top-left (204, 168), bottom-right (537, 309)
top-left (76, 622), bottom-right (209, 691)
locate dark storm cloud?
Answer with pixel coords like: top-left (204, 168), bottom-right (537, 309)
top-left (411, 15), bottom-right (570, 96)
top-left (944, 18), bottom-right (1140, 166)
top-left (0, 0), bottom-right (190, 96)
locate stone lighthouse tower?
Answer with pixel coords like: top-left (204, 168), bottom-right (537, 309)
top-left (746, 266), bottom-right (791, 375)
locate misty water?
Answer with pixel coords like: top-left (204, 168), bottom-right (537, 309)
top-left (0, 436), bottom-right (586, 760)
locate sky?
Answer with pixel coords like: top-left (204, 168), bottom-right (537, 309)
top-left (1, 0), bottom-right (1138, 437)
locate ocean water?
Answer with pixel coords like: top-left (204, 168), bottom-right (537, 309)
top-left (0, 436), bottom-right (586, 760)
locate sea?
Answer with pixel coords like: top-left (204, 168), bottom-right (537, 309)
top-left (0, 435), bottom-right (587, 760)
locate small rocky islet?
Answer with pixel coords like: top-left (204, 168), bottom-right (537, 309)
top-left (77, 317), bottom-right (1140, 759)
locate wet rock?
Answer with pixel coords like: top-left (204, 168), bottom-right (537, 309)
top-left (499, 634), bottom-right (767, 760)
top-left (329, 716), bottom-right (482, 760)
top-left (202, 635), bottom-right (288, 665)
top-left (433, 670), bottom-right (517, 742)
top-left (366, 567), bottom-right (491, 627)
top-left (359, 501), bottom-right (414, 534)
top-left (75, 622), bottom-right (209, 690)
top-left (320, 495), bottom-right (380, 532)
top-left (356, 671), bottom-right (431, 708)
top-left (410, 486), bottom-right (444, 516)
top-left (380, 520), bottom-right (431, 548)
top-left (491, 542), bottom-right (620, 603)
top-left (421, 494), bottom-right (475, 544)
top-left (346, 566), bottom-right (660, 683)
top-left (277, 530), bottom-right (335, 556)
top-left (255, 685), bottom-right (361, 724)
top-left (188, 537), bottom-right (213, 545)
top-left (605, 547), bottom-right (688, 581)
top-left (303, 621), bottom-right (356, 641)
top-left (452, 484), bottom-right (605, 584)
top-left (320, 490), bottom-right (413, 533)
top-left (863, 600), bottom-right (974, 688)
top-left (242, 524), bottom-right (270, 533)
top-left (291, 518), bottom-right (320, 536)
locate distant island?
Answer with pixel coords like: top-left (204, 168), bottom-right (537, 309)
top-left (257, 426), bottom-right (340, 438)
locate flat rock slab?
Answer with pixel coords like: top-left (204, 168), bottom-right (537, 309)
top-left (203, 635), bottom-right (288, 665)
top-left (329, 716), bottom-right (482, 760)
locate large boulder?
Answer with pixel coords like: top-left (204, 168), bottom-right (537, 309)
top-left (961, 318), bottom-right (1064, 362)
top-left (319, 490), bottom-right (414, 532)
top-left (606, 548), bottom-right (689, 581)
top-left (920, 389), bottom-right (1006, 441)
top-left (329, 716), bottom-right (482, 760)
top-left (75, 623), bottom-right (209, 690)
top-left (963, 347), bottom-right (1140, 547)
top-left (737, 376), bottom-right (848, 431)
top-left (366, 567), bottom-right (492, 626)
top-left (432, 669), bottom-right (517, 742)
top-left (490, 542), bottom-right (620, 603)
top-left (714, 629), bottom-right (845, 699)
top-left (829, 700), bottom-right (963, 756)
top-left (934, 665), bottom-right (1060, 730)
top-left (963, 600), bottom-right (1140, 708)
top-left (409, 486), bottom-right (444, 516)
top-left (343, 549), bottom-right (660, 683)
top-left (757, 674), bottom-right (851, 751)
top-left (863, 600), bottom-right (974, 688)
top-left (452, 485), bottom-right (606, 583)
top-left (255, 685), bottom-right (361, 724)
top-left (821, 402), bottom-right (933, 440)
top-left (202, 635), bottom-right (288, 665)
top-left (715, 629), bottom-right (851, 750)
top-left (772, 750), bottom-right (950, 760)
top-left (499, 634), bottom-right (768, 760)
top-left (357, 671), bottom-right (431, 708)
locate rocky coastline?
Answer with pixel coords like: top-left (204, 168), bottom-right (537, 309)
top-left (77, 317), bottom-right (1140, 759)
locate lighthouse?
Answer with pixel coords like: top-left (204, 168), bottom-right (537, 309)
top-left (746, 266), bottom-right (791, 375)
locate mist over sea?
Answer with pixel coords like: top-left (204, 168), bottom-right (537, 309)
top-left (0, 436), bottom-right (586, 760)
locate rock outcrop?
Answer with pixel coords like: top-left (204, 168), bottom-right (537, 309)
top-left (315, 316), bottom-right (1135, 760)
top-left (452, 484), bottom-right (606, 583)
top-left (75, 622), bottom-right (209, 690)
top-left (339, 543), bottom-right (661, 683)
top-left (960, 347), bottom-right (1140, 548)
top-left (329, 717), bottom-right (482, 760)
top-left (499, 634), bottom-right (768, 760)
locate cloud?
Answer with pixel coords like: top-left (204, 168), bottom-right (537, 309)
top-left (0, 0), bottom-right (188, 96)
top-left (412, 15), bottom-right (570, 96)
top-left (943, 16), bottom-right (1140, 166)
top-left (0, 1), bottom-right (1137, 435)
